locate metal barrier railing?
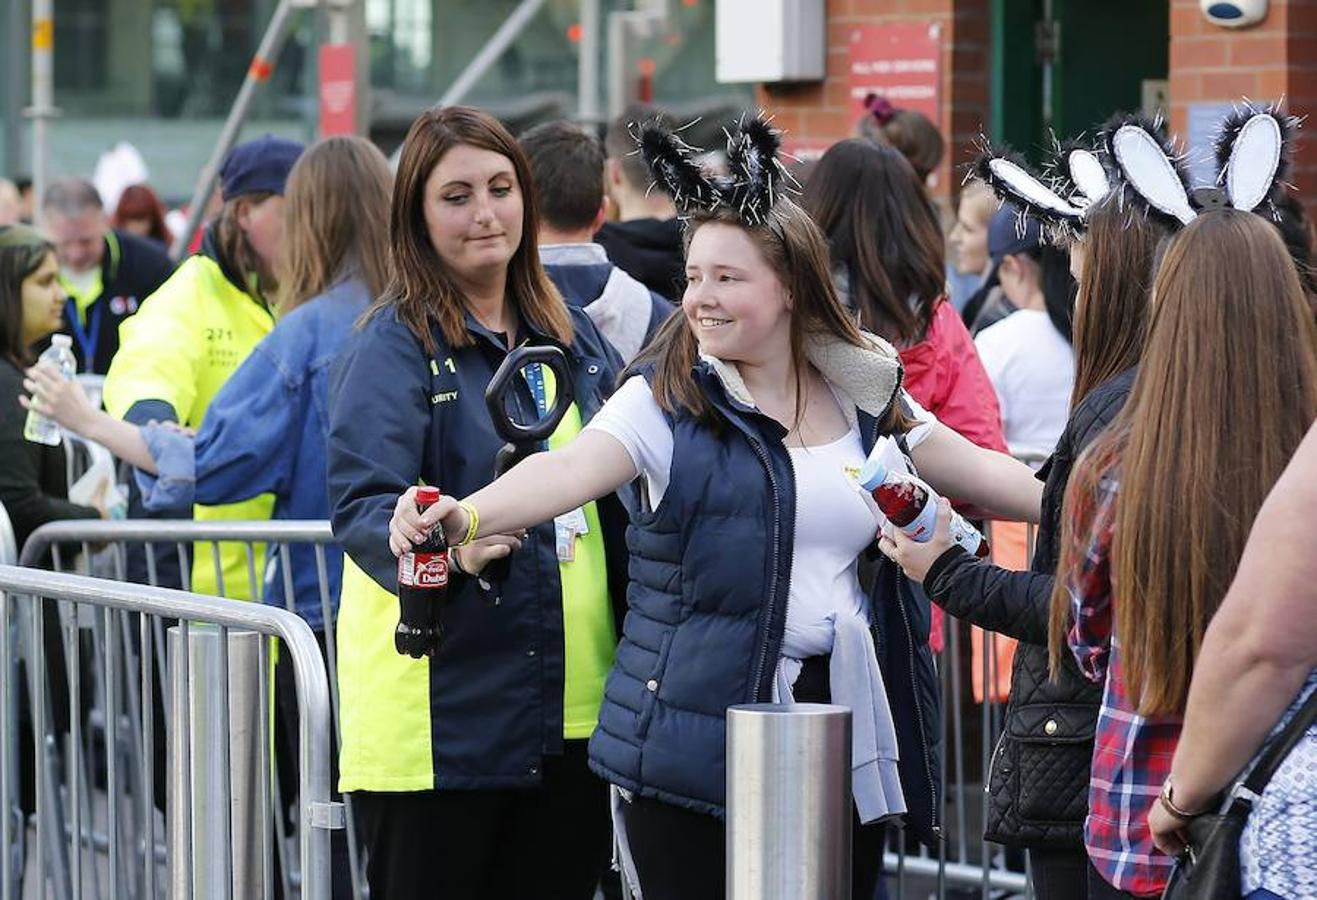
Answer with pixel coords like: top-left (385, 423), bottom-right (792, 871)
top-left (0, 564), bottom-right (340, 900)
top-left (9, 474), bottom-right (1050, 898)
top-left (8, 519), bottom-right (359, 900)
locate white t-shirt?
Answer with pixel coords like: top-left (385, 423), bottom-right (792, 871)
top-left (584, 376), bottom-right (937, 652)
top-left (973, 309), bottom-right (1075, 459)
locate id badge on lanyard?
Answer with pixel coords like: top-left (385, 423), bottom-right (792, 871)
top-left (522, 362), bottom-right (588, 562)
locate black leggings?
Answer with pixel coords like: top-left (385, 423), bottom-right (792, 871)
top-left (623, 794), bottom-right (887, 900)
top-left (351, 739), bottom-right (610, 900)
top-left (622, 654), bottom-right (887, 900)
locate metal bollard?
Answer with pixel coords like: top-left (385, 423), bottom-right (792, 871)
top-left (726, 703), bottom-right (852, 900)
top-left (168, 624), bottom-right (265, 900)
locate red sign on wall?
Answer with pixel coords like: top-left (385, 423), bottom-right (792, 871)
top-left (319, 43), bottom-right (357, 137)
top-left (848, 23), bottom-right (942, 125)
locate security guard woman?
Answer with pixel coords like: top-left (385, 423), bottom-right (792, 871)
top-left (328, 106), bottom-right (627, 900)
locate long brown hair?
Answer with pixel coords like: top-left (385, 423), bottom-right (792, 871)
top-left (803, 139), bottom-right (945, 346)
top-left (277, 136), bottom-right (392, 315)
top-left (366, 105), bottom-right (572, 353)
top-left (633, 199), bottom-right (909, 433)
top-left (1068, 195), bottom-right (1171, 407)
top-left (1050, 209), bottom-right (1317, 716)
top-left (215, 191), bottom-right (277, 300)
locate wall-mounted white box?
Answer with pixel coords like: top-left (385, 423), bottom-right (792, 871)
top-left (715, 0), bottom-right (825, 84)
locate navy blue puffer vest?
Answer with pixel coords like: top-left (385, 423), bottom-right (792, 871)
top-left (587, 363), bottom-right (944, 846)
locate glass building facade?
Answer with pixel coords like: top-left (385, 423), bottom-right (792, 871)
top-left (1, 0), bottom-right (750, 201)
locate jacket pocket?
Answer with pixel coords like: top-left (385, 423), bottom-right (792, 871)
top-left (1006, 702), bottom-right (1097, 825)
top-left (635, 628), bottom-right (675, 739)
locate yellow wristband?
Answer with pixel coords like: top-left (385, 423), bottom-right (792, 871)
top-left (456, 501), bottom-right (480, 547)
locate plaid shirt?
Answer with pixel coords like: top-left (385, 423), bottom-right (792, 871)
top-left (1065, 476), bottom-right (1182, 897)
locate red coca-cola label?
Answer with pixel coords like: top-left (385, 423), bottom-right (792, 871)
top-left (398, 552), bottom-right (449, 589)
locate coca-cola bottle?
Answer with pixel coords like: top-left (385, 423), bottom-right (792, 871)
top-left (396, 486), bottom-right (449, 658)
top-left (858, 458), bottom-right (991, 558)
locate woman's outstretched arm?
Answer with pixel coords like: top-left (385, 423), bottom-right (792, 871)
top-left (22, 364), bottom-right (158, 472)
top-left (389, 430), bottom-right (638, 557)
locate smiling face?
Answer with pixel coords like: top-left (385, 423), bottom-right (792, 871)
top-left (682, 222), bottom-right (792, 365)
top-left (422, 143), bottom-right (524, 286)
top-left (21, 251), bottom-right (66, 346)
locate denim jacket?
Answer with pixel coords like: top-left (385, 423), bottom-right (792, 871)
top-left (137, 277), bottom-right (370, 629)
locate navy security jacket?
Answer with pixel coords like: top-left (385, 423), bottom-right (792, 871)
top-left (328, 303), bottom-right (631, 785)
top-left (588, 355), bottom-right (944, 847)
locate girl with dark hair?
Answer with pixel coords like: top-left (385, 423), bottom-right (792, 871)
top-left (326, 106), bottom-right (627, 899)
top-left (0, 225), bottom-right (105, 545)
top-left (391, 119), bottom-right (1044, 900)
top-left (804, 139), bottom-right (1007, 455)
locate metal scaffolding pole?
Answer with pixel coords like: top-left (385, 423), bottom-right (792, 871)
top-left (439, 0), bottom-right (549, 107)
top-left (29, 0), bottom-right (58, 227)
top-left (169, 0), bottom-right (302, 260)
top-left (578, 0), bottom-right (601, 125)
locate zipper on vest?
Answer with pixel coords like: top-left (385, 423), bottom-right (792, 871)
top-left (748, 433), bottom-right (785, 702)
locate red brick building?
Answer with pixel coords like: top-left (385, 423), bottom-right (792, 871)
top-left (755, 0), bottom-right (1315, 216)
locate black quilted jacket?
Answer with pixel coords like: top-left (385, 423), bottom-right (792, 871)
top-left (923, 368), bottom-right (1136, 849)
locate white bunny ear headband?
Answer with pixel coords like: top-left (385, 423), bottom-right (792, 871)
top-left (1105, 103), bottom-right (1300, 228)
top-left (970, 138), bottom-right (1110, 241)
top-left (635, 112), bottom-right (797, 226)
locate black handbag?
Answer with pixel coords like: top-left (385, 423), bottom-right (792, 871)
top-left (1161, 689), bottom-right (1317, 900)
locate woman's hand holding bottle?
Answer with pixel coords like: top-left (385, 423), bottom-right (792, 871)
top-left (21, 362), bottom-right (97, 434)
top-left (388, 485), bottom-right (524, 575)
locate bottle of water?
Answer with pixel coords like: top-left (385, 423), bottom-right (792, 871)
top-left (24, 334), bottom-right (76, 446)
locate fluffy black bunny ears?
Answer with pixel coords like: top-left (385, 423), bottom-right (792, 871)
top-left (635, 114), bottom-right (795, 225)
top-left (1105, 104), bottom-right (1298, 227)
top-left (973, 103), bottom-right (1300, 239)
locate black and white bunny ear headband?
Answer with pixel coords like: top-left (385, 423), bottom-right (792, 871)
top-left (971, 102), bottom-right (1300, 239)
top-left (632, 112), bottom-right (797, 226)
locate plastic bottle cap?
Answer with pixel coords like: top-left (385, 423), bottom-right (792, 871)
top-left (857, 455), bottom-right (888, 492)
top-left (50, 334), bottom-right (73, 347)
top-left (416, 486), bottom-right (441, 505)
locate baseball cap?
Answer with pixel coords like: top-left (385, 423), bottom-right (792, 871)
top-left (988, 203), bottom-right (1043, 265)
top-left (218, 135), bottom-right (305, 201)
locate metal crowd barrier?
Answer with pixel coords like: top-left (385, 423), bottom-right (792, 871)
top-left (0, 564), bottom-right (339, 900)
top-left (6, 519), bottom-right (360, 900)
top-left (10, 449), bottom-right (1051, 899)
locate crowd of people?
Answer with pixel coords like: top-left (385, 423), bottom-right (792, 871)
top-left (3, 92), bottom-right (1314, 900)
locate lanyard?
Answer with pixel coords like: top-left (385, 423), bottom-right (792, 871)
top-left (521, 361), bottom-right (549, 417)
top-left (65, 298), bottom-right (103, 372)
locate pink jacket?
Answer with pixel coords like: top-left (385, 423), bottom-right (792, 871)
top-left (899, 299), bottom-right (1008, 653)
top-left (899, 299), bottom-right (1007, 453)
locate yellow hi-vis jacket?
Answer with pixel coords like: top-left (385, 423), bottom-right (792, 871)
top-left (103, 253), bottom-right (276, 599)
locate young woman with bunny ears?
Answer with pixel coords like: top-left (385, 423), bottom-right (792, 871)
top-left (1051, 110), bottom-right (1317, 898)
top-left (394, 116), bottom-right (1045, 900)
top-left (882, 132), bottom-right (1171, 899)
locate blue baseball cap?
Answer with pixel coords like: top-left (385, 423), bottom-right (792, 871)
top-left (218, 135), bottom-right (304, 201)
top-left (988, 203), bottom-right (1043, 265)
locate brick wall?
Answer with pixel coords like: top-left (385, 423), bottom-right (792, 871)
top-left (1169, 0), bottom-right (1317, 213)
top-left (755, 0), bottom-right (992, 207)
